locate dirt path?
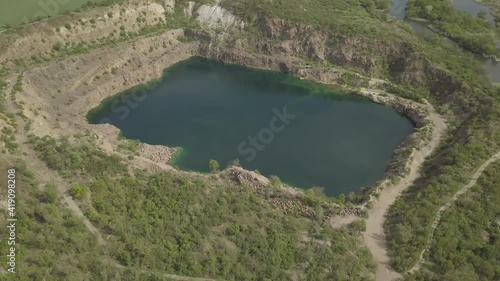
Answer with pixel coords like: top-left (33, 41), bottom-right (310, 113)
top-left (407, 150), bottom-right (500, 274)
top-left (13, 119), bottom-right (219, 281)
top-left (1, 74), bottom-right (102, 244)
top-left (362, 99), bottom-right (447, 281)
top-left (8, 105), bottom-right (107, 245)
top-left (11, 116), bottom-right (219, 281)
top-left (3, 71), bottom-right (218, 281)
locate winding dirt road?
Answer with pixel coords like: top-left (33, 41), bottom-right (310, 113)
top-left (363, 99), bottom-right (447, 281)
top-left (2, 71), bottom-right (217, 281)
top-left (408, 150), bottom-right (500, 274)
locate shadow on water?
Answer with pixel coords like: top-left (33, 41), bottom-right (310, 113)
top-left (389, 0), bottom-right (500, 83)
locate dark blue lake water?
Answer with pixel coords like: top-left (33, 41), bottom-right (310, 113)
top-left (89, 57), bottom-right (414, 196)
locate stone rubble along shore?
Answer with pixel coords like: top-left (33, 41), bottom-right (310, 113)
top-left (1, 0), bottom-right (439, 226)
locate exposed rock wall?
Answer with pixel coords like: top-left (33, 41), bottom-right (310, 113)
top-left (0, 0), bottom-right (166, 63)
top-left (194, 15), bottom-right (475, 118)
top-left (197, 4), bottom-right (244, 29)
top-left (0, 0), bottom-right (476, 120)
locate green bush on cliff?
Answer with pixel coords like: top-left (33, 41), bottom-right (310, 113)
top-left (70, 183), bottom-right (89, 199)
top-left (208, 159), bottom-right (220, 173)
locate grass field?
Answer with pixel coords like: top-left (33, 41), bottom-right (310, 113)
top-left (0, 0), bottom-right (118, 28)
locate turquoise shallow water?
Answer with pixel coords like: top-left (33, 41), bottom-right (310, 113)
top-left (89, 57), bottom-right (414, 196)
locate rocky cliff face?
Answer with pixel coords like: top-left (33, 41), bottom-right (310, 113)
top-left (0, 0), bottom-right (168, 63)
top-left (191, 13), bottom-right (475, 117)
top-left (0, 0), bottom-right (477, 119)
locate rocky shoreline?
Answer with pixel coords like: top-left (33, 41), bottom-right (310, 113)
top-left (200, 47), bottom-right (432, 202)
top-left (1, 0), bottom-right (436, 222)
top-left (25, 34), bottom-right (431, 211)
top-left (77, 47), bottom-right (431, 221)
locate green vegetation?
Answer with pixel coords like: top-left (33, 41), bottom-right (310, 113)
top-left (385, 87), bottom-right (500, 272)
top-left (86, 173), bottom-right (374, 280)
top-left (220, 0), bottom-right (392, 37)
top-left (0, 0), bottom-right (125, 28)
top-left (28, 134), bottom-right (127, 178)
top-left (269, 175), bottom-right (282, 187)
top-left (27, 135), bottom-right (375, 280)
top-left (2, 0), bottom-right (500, 280)
top-left (208, 159), bottom-right (220, 173)
top-left (0, 160), bottom-right (167, 280)
top-left (407, 0), bottom-right (500, 56)
top-left (0, 70), bottom-right (20, 153)
top-left (0, 127), bottom-right (18, 152)
top-left (403, 162), bottom-right (500, 281)
top-left (70, 183), bottom-right (89, 199)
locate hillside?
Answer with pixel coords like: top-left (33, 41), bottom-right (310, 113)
top-left (0, 0), bottom-right (499, 280)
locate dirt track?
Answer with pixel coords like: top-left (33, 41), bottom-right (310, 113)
top-left (362, 99), bottom-right (447, 281)
top-left (407, 150), bottom-right (500, 274)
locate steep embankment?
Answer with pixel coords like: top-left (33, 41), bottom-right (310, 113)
top-left (188, 8), bottom-right (498, 281)
top-left (364, 103), bottom-right (446, 281)
top-left (1, 1), bottom-right (499, 280)
top-left (0, 0), bottom-right (168, 61)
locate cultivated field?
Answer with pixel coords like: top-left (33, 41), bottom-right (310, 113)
top-left (0, 0), bottom-right (114, 28)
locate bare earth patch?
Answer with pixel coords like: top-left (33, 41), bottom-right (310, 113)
top-left (361, 96), bottom-right (447, 281)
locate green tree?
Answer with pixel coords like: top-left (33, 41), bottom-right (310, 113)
top-left (41, 182), bottom-right (59, 203)
top-left (269, 175), bottom-right (281, 187)
top-left (209, 159), bottom-right (220, 173)
top-left (70, 183), bottom-right (88, 199)
top-left (337, 193), bottom-right (346, 204)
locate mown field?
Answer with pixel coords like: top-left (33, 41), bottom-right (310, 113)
top-left (0, 0), bottom-right (121, 28)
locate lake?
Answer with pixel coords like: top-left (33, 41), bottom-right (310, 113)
top-left (89, 57), bottom-right (414, 197)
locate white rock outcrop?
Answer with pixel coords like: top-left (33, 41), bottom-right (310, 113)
top-left (196, 4), bottom-right (241, 28)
